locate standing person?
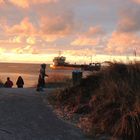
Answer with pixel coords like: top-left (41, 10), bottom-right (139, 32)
top-left (36, 64), bottom-right (48, 91)
top-left (4, 77), bottom-right (13, 88)
top-left (16, 76), bottom-right (24, 88)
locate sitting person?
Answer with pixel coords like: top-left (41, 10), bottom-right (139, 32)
top-left (16, 76), bottom-right (24, 88)
top-left (4, 77), bottom-right (13, 88)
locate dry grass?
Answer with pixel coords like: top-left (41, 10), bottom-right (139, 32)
top-left (46, 74), bottom-right (72, 88)
top-left (48, 62), bottom-right (140, 140)
top-left (47, 74), bottom-right (70, 83)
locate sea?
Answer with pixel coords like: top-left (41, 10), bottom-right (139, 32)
top-left (0, 63), bottom-right (90, 88)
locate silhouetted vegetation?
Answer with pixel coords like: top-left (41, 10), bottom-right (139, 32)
top-left (0, 79), bottom-right (4, 87)
top-left (46, 74), bottom-right (72, 88)
top-left (49, 62), bottom-right (140, 140)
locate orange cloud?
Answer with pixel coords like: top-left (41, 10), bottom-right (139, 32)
top-left (64, 49), bottom-right (96, 57)
top-left (118, 17), bottom-right (136, 32)
top-left (3, 13), bottom-right (74, 42)
top-left (118, 8), bottom-right (140, 32)
top-left (32, 0), bottom-right (58, 4)
top-left (5, 17), bottom-right (37, 35)
top-left (9, 36), bottom-right (22, 43)
top-left (106, 31), bottom-right (140, 54)
top-left (0, 0), bottom-right (4, 4)
top-left (42, 35), bottom-right (59, 42)
top-left (12, 45), bottom-right (38, 54)
top-left (71, 26), bottom-right (104, 47)
top-left (40, 15), bottom-right (74, 36)
top-left (9, 0), bottom-right (29, 8)
top-left (133, 0), bottom-right (140, 4)
top-left (26, 36), bottom-right (36, 45)
top-left (9, 0), bottom-right (58, 8)
top-left (0, 36), bottom-right (38, 54)
top-left (0, 38), bottom-right (21, 47)
top-left (38, 13), bottom-right (75, 41)
top-left (71, 36), bottom-right (100, 46)
top-left (86, 26), bottom-right (105, 36)
top-left (0, 38), bottom-right (24, 53)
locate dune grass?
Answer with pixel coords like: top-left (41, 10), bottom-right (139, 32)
top-left (45, 74), bottom-right (72, 88)
top-left (48, 62), bottom-right (140, 140)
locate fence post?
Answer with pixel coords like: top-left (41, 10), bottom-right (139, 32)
top-left (72, 70), bottom-right (83, 86)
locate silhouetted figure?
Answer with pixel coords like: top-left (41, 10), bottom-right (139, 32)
top-left (36, 64), bottom-right (48, 91)
top-left (16, 76), bottom-right (24, 88)
top-left (4, 77), bottom-right (13, 88)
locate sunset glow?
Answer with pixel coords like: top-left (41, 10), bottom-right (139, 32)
top-left (0, 0), bottom-right (139, 63)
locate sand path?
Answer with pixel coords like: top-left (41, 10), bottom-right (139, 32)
top-left (0, 88), bottom-right (91, 140)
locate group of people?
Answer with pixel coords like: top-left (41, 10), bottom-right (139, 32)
top-left (4, 64), bottom-right (48, 91)
top-left (4, 76), bottom-right (24, 88)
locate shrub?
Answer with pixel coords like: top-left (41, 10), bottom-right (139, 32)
top-left (49, 62), bottom-right (140, 140)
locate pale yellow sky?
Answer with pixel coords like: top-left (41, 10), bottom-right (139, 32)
top-left (0, 53), bottom-right (139, 64)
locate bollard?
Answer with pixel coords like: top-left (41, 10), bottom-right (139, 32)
top-left (72, 70), bottom-right (83, 86)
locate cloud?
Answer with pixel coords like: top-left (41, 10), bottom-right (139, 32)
top-left (42, 35), bottom-right (59, 42)
top-left (106, 31), bottom-right (140, 54)
top-left (118, 8), bottom-right (140, 32)
top-left (12, 45), bottom-right (38, 54)
top-left (3, 12), bottom-right (75, 42)
top-left (9, 0), bottom-right (58, 8)
top-left (0, 47), bottom-right (5, 54)
top-left (0, 37), bottom-right (22, 46)
top-left (133, 0), bottom-right (140, 4)
top-left (64, 49), bottom-right (96, 57)
top-left (40, 13), bottom-right (74, 36)
top-left (1, 0), bottom-right (139, 59)
top-left (4, 17), bottom-right (37, 35)
top-left (0, 35), bottom-right (39, 54)
top-left (9, 0), bottom-right (29, 8)
top-left (71, 26), bottom-right (104, 47)
top-left (86, 26), bottom-right (105, 36)
top-left (0, 38), bottom-right (25, 53)
top-left (108, 3), bottom-right (140, 55)
top-left (71, 36), bottom-right (100, 46)
top-left (8, 36), bottom-right (21, 44)
top-left (0, 0), bottom-right (4, 4)
top-left (26, 36), bottom-right (36, 45)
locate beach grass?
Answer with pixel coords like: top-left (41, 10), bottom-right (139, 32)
top-left (48, 62), bottom-right (140, 140)
top-left (46, 74), bottom-right (72, 88)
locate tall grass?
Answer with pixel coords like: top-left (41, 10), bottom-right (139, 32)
top-left (49, 62), bottom-right (140, 139)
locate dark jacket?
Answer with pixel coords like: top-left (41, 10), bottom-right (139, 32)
top-left (16, 76), bottom-right (24, 88)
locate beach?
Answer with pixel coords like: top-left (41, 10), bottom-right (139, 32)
top-left (0, 62), bottom-right (91, 88)
top-left (0, 63), bottom-right (71, 88)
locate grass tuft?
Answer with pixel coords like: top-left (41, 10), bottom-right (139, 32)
top-left (49, 62), bottom-right (140, 139)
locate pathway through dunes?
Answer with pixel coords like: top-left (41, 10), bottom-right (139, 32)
top-left (0, 88), bottom-right (91, 140)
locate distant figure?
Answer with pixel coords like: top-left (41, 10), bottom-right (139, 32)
top-left (16, 76), bottom-right (24, 88)
top-left (36, 64), bottom-right (48, 91)
top-left (4, 77), bottom-right (13, 88)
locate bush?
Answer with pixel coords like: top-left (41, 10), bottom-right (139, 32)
top-left (49, 62), bottom-right (140, 140)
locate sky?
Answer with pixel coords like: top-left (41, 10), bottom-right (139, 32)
top-left (0, 0), bottom-right (140, 64)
